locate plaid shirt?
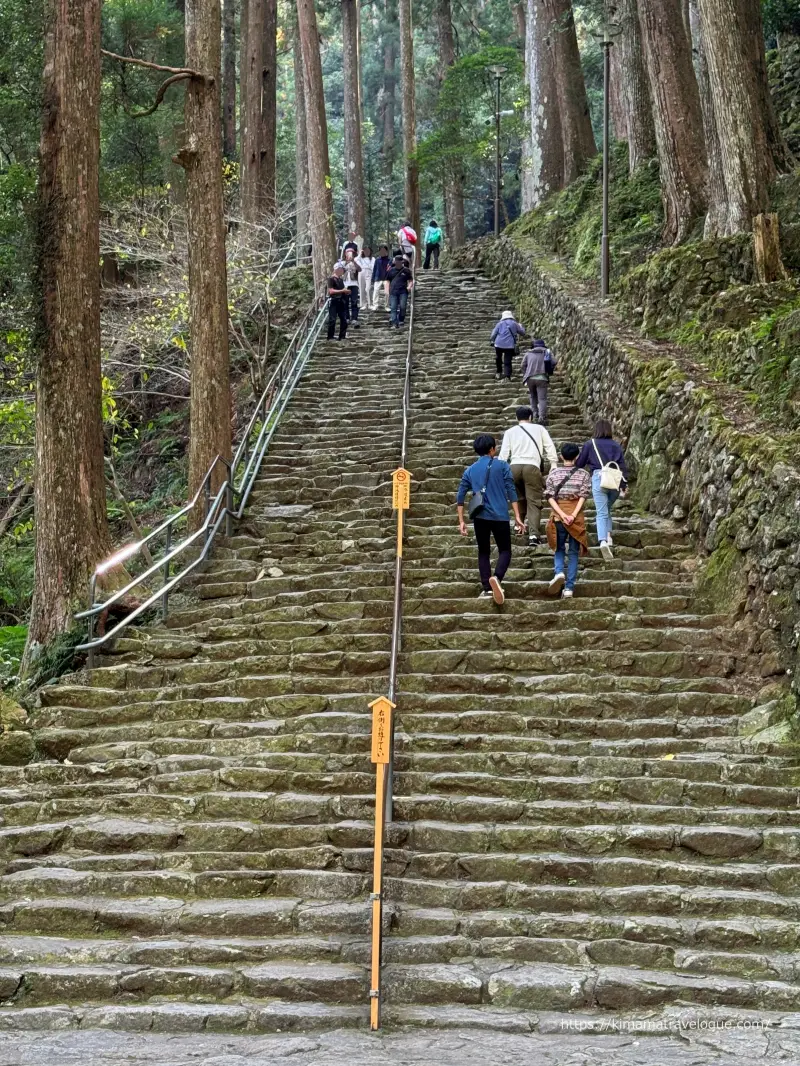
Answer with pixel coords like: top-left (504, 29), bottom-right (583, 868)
top-left (545, 465), bottom-right (591, 501)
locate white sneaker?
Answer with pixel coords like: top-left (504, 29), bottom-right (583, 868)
top-left (548, 572), bottom-right (566, 596)
top-left (606, 534), bottom-right (613, 547)
top-left (562, 589), bottom-right (574, 598)
top-left (489, 576), bottom-right (505, 605)
top-left (600, 540), bottom-right (614, 562)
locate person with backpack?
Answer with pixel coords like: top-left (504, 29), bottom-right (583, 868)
top-left (386, 254), bottom-right (414, 328)
top-left (457, 434), bottom-right (524, 604)
top-left (545, 443), bottom-right (591, 598)
top-left (576, 419), bottom-right (628, 561)
top-left (520, 338), bottom-right (557, 424)
top-left (499, 406), bottom-right (559, 548)
top-left (423, 220), bottom-right (443, 270)
top-left (490, 311), bottom-right (527, 382)
top-left (397, 222), bottom-right (418, 265)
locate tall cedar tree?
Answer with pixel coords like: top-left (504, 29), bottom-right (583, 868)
top-left (436, 0), bottom-right (465, 247)
top-left (614, 0), bottom-right (656, 171)
top-left (222, 0), bottom-right (237, 159)
top-left (296, 0), bottom-right (336, 292)
top-left (26, 0), bottom-right (113, 656)
top-left (398, 0), bottom-right (420, 235)
top-left (342, 0), bottom-right (367, 237)
top-left (689, 0), bottom-right (727, 235)
top-left (526, 0), bottom-right (564, 204)
top-left (293, 7), bottom-right (309, 261)
top-left (638, 0), bottom-right (708, 242)
top-left (241, 0), bottom-right (278, 219)
top-left (544, 0), bottom-right (596, 183)
top-left (514, 1), bottom-right (536, 212)
top-left (697, 0), bottom-right (790, 234)
top-left (382, 0), bottom-right (397, 179)
top-left (179, 0), bottom-right (232, 505)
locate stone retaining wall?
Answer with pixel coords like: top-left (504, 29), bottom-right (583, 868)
top-left (454, 237), bottom-right (800, 708)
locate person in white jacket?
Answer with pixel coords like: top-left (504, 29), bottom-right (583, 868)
top-left (356, 246), bottom-right (375, 310)
top-left (499, 405), bottom-right (559, 548)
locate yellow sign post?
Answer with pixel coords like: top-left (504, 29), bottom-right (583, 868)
top-left (368, 695), bottom-right (396, 1030)
top-left (392, 468), bottom-right (411, 560)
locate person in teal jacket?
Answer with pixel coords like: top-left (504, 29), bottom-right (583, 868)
top-left (423, 220), bottom-right (443, 270)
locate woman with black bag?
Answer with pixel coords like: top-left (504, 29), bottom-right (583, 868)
top-left (456, 434), bottom-right (525, 604)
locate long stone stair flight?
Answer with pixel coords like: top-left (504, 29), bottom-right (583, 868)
top-left (0, 269), bottom-right (798, 1034)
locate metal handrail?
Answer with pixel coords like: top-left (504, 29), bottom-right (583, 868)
top-left (369, 277), bottom-right (416, 1031)
top-left (76, 296), bottom-right (329, 664)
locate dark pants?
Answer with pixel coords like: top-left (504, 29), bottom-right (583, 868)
top-left (510, 463), bottom-right (544, 531)
top-left (474, 518), bottom-right (512, 592)
top-left (390, 290), bottom-right (408, 325)
top-left (347, 285), bottom-right (359, 321)
top-left (527, 378), bottom-right (549, 423)
top-left (423, 243), bottom-right (440, 269)
top-left (495, 347), bottom-right (514, 379)
top-left (328, 299), bottom-right (348, 339)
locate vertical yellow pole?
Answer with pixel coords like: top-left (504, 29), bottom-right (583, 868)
top-left (370, 761), bottom-right (386, 1030)
top-left (396, 507), bottom-right (404, 558)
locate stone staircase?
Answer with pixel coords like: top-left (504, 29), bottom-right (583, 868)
top-left (0, 269), bottom-right (799, 1035)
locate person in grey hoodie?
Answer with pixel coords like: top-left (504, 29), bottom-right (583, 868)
top-left (490, 311), bottom-right (526, 382)
top-left (520, 338), bottom-right (557, 424)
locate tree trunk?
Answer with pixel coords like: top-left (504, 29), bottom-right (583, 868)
top-left (222, 0), bottom-right (237, 159)
top-left (436, 0), bottom-right (465, 246)
top-left (240, 0), bottom-right (277, 220)
top-left (342, 0), bottom-right (367, 237)
top-left (297, 0), bottom-right (336, 293)
top-left (544, 0), bottom-right (596, 183)
top-left (688, 0), bottom-right (727, 236)
top-left (514, 1), bottom-right (535, 212)
top-left (638, 0), bottom-right (708, 243)
top-left (398, 0), bottom-right (420, 236)
top-left (697, 0), bottom-right (789, 234)
top-left (27, 0), bottom-right (113, 656)
top-left (609, 41), bottom-right (627, 143)
top-left (614, 0), bottom-right (656, 171)
top-left (180, 0), bottom-right (232, 509)
top-left (382, 0), bottom-right (396, 179)
top-left (753, 213), bottom-right (788, 282)
top-left (293, 7), bottom-right (309, 262)
top-left (526, 0), bottom-right (564, 205)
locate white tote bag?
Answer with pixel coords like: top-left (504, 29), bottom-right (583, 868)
top-left (592, 439), bottom-right (624, 491)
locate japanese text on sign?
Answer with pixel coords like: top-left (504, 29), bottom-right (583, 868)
top-left (369, 696), bottom-right (395, 764)
top-left (392, 467), bottom-right (411, 511)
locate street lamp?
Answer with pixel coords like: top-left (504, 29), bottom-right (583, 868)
top-left (488, 64), bottom-right (508, 238)
top-left (593, 21), bottom-right (621, 298)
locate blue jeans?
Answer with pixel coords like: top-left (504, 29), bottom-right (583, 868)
top-left (554, 522), bottom-right (581, 591)
top-left (592, 470), bottom-right (619, 543)
top-left (390, 290), bottom-right (408, 325)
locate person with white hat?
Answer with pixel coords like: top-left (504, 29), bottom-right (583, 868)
top-left (490, 310), bottom-right (527, 382)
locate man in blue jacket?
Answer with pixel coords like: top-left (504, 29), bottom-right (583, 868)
top-left (457, 434), bottom-right (525, 604)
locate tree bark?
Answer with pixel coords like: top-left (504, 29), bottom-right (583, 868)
top-left (240, 0), bottom-right (277, 220)
top-left (526, 0), bottom-right (564, 205)
top-left (398, 0), bottom-right (420, 236)
top-left (514, 1), bottom-right (536, 212)
top-left (613, 0), bottom-right (656, 171)
top-left (381, 0), bottom-right (396, 179)
top-left (544, 0), bottom-right (596, 183)
top-left (436, 0), bottom-right (465, 246)
top-left (696, 0), bottom-right (789, 234)
top-left (222, 0), bottom-right (237, 159)
top-left (342, 0), bottom-right (367, 237)
top-left (638, 0), bottom-right (708, 243)
top-left (609, 41), bottom-right (627, 143)
top-left (296, 0), bottom-right (336, 293)
top-left (753, 213), bottom-right (788, 282)
top-left (293, 7), bottom-right (309, 262)
top-left (180, 0), bottom-right (232, 509)
top-left (688, 0), bottom-right (727, 236)
top-left (27, 0), bottom-right (113, 655)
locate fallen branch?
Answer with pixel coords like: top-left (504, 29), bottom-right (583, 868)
top-left (101, 49), bottom-right (204, 78)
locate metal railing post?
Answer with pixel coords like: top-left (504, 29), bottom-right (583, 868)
top-left (226, 479), bottom-right (234, 537)
top-left (162, 524), bottom-right (172, 618)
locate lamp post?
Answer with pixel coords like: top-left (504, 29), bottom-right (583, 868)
top-left (593, 21), bottom-right (621, 298)
top-left (488, 64), bottom-right (507, 238)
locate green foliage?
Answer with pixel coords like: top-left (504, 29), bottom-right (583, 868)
top-left (508, 144), bottom-right (663, 281)
top-left (0, 625), bottom-right (26, 687)
top-left (0, 539), bottom-right (34, 627)
top-left (763, 0), bottom-right (800, 38)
